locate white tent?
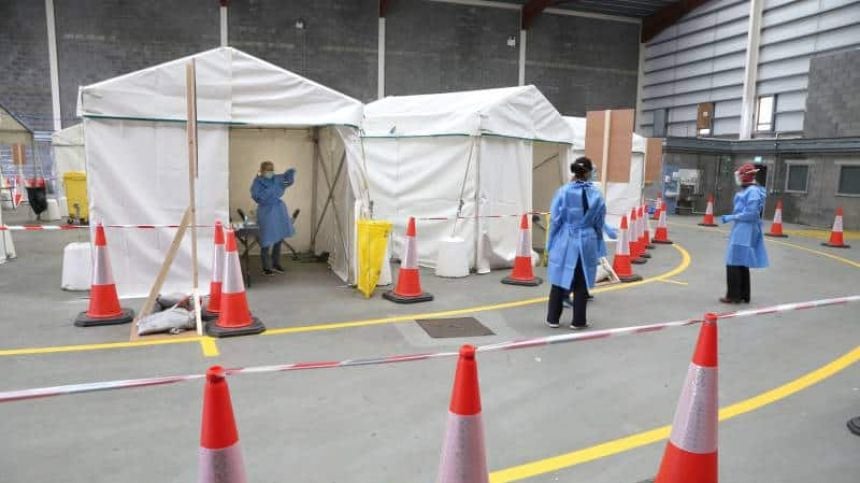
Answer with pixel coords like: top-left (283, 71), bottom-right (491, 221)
top-left (77, 47), bottom-right (367, 297)
top-left (563, 116), bottom-right (645, 228)
top-left (362, 86), bottom-right (572, 273)
top-left (52, 123), bottom-right (85, 176)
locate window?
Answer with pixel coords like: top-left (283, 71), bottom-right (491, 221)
top-left (756, 95), bottom-right (775, 132)
top-left (785, 163), bottom-right (809, 193)
top-left (697, 102), bottom-right (714, 136)
top-left (652, 109), bottom-right (668, 137)
top-left (838, 165), bottom-right (860, 195)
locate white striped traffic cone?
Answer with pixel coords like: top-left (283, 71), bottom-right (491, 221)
top-left (198, 366), bottom-right (247, 483)
top-left (654, 313), bottom-right (718, 483)
top-left (765, 200), bottom-right (788, 238)
top-left (822, 207), bottom-right (851, 248)
top-left (652, 201), bottom-right (674, 244)
top-left (502, 214), bottom-right (542, 286)
top-left (384, 217), bottom-right (434, 303)
top-left (74, 223), bottom-right (134, 327)
top-left (651, 196), bottom-right (662, 220)
top-left (611, 215), bottom-right (642, 283)
top-left (637, 205), bottom-right (652, 258)
top-left (436, 345), bottom-right (489, 483)
top-left (630, 208), bottom-right (647, 264)
top-left (643, 204), bottom-right (655, 249)
top-left (698, 194), bottom-right (718, 227)
top-left (202, 221), bottom-right (225, 321)
top-left (206, 229), bottom-right (265, 337)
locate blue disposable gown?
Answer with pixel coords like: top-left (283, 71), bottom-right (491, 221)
top-left (724, 185), bottom-right (769, 268)
top-left (547, 181), bottom-right (608, 289)
top-left (251, 173), bottom-right (295, 248)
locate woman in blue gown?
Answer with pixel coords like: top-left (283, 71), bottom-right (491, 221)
top-left (250, 161), bottom-right (295, 275)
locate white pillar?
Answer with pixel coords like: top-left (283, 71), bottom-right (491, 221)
top-left (378, 17), bottom-right (386, 99)
top-left (45, 0), bottom-right (62, 131)
top-left (220, 5), bottom-right (228, 47)
top-left (739, 0), bottom-right (764, 140)
top-left (518, 29), bottom-right (527, 86)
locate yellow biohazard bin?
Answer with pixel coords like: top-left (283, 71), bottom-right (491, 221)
top-left (62, 171), bottom-right (89, 223)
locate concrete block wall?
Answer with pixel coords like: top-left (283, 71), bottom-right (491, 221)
top-left (803, 49), bottom-right (860, 139)
top-left (2, 0), bottom-right (641, 129)
top-left (770, 156), bottom-right (860, 230)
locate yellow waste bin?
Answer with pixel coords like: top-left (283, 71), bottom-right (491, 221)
top-left (62, 171), bottom-right (89, 223)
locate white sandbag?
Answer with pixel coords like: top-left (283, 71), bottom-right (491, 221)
top-left (61, 242), bottom-right (91, 290)
top-left (137, 305), bottom-right (194, 336)
top-left (435, 237), bottom-right (469, 278)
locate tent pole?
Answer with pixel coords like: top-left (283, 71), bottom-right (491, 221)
top-left (186, 60), bottom-right (203, 336)
top-left (311, 127), bottom-right (320, 251)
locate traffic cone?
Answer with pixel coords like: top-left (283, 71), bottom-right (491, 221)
top-left (502, 214), bottom-right (543, 286)
top-left (651, 196), bottom-right (662, 220)
top-left (765, 200), bottom-right (788, 238)
top-left (698, 195), bottom-right (718, 227)
top-left (630, 208), bottom-right (647, 264)
top-left (654, 313), bottom-right (719, 483)
top-left (612, 215), bottom-right (643, 283)
top-left (652, 201), bottom-right (674, 244)
top-left (643, 204), bottom-right (655, 249)
top-left (822, 208), bottom-right (851, 248)
top-left (74, 223), bottom-right (134, 327)
top-left (206, 229), bottom-right (265, 337)
top-left (436, 345), bottom-right (489, 483)
top-left (199, 366), bottom-right (247, 483)
top-left (637, 205), bottom-right (652, 257)
top-left (202, 221), bottom-right (225, 321)
top-left (384, 217), bottom-right (434, 303)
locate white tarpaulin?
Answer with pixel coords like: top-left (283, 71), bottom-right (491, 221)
top-left (52, 123), bottom-right (85, 176)
top-left (78, 47), bottom-right (365, 297)
top-left (363, 86), bottom-right (572, 272)
top-left (564, 116), bottom-right (645, 229)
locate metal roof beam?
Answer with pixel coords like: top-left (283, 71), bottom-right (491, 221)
top-left (642, 0), bottom-right (711, 43)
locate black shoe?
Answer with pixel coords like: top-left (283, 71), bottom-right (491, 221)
top-left (719, 297), bottom-right (741, 304)
top-left (272, 266), bottom-right (285, 273)
top-left (570, 323), bottom-right (591, 330)
top-left (262, 269), bottom-right (274, 276)
top-left (545, 320), bottom-right (560, 328)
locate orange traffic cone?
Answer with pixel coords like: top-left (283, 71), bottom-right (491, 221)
top-left (637, 205), bottom-right (652, 258)
top-left (502, 214), bottom-right (543, 286)
top-left (651, 196), bottom-right (662, 220)
top-left (74, 223), bottom-right (134, 327)
top-left (436, 345), bottom-right (489, 483)
top-left (199, 366), bottom-right (247, 482)
top-left (652, 201), bottom-right (674, 244)
top-left (822, 208), bottom-right (851, 248)
top-left (630, 208), bottom-right (647, 264)
top-left (612, 215), bottom-right (643, 283)
top-left (765, 200), bottom-right (788, 238)
top-left (384, 217), bottom-right (434, 303)
top-left (207, 229), bottom-right (265, 337)
top-left (698, 194), bottom-right (718, 227)
top-left (643, 204), bottom-right (655, 249)
top-left (654, 313), bottom-right (719, 483)
top-left (202, 221), bottom-right (226, 321)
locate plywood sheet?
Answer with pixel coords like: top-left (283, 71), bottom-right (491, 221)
top-left (584, 111), bottom-right (605, 172)
top-left (644, 138), bottom-right (664, 184)
top-left (606, 109), bottom-right (633, 183)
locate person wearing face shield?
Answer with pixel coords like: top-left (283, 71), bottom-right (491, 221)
top-left (251, 160), bottom-right (296, 275)
top-left (545, 157), bottom-right (615, 330)
top-left (718, 163), bottom-right (769, 303)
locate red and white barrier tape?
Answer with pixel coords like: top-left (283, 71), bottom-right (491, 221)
top-left (0, 295), bottom-right (856, 403)
top-left (416, 212), bottom-right (550, 221)
top-left (0, 224), bottom-right (216, 231)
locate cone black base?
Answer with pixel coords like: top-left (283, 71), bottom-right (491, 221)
top-left (698, 223), bottom-right (718, 227)
top-left (501, 276), bottom-right (543, 287)
top-left (821, 242), bottom-right (851, 248)
top-left (201, 307), bottom-right (220, 321)
top-left (653, 239), bottom-right (674, 244)
top-left (765, 233), bottom-right (788, 238)
top-left (646, 243), bottom-right (656, 249)
top-left (74, 308), bottom-right (134, 327)
top-left (640, 253), bottom-right (652, 258)
top-left (848, 417), bottom-right (860, 436)
top-left (206, 316), bottom-right (266, 338)
top-left (619, 274), bottom-right (643, 283)
top-left (631, 258), bottom-right (647, 265)
top-left (382, 291), bottom-right (434, 304)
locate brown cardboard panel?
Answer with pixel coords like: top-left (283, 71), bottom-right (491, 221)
top-left (606, 109), bottom-right (634, 183)
top-left (645, 138), bottom-right (664, 183)
top-left (585, 110), bottom-right (605, 172)
top-left (12, 144), bottom-right (26, 166)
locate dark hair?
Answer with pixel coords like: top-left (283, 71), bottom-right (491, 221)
top-left (570, 156), bottom-right (593, 179)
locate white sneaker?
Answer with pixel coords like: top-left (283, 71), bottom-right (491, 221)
top-left (545, 320), bottom-right (560, 328)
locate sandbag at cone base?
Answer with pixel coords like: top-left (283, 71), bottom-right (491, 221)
top-left (765, 201), bottom-right (788, 238)
top-left (75, 224), bottom-right (134, 327)
top-left (203, 221), bottom-right (226, 321)
top-left (206, 230), bottom-right (265, 338)
top-left (436, 345), bottom-right (489, 483)
top-left (385, 217), bottom-right (434, 303)
top-left (199, 366), bottom-right (247, 483)
top-left (822, 208), bottom-right (850, 248)
top-left (654, 314), bottom-right (718, 483)
top-left (502, 214), bottom-right (543, 286)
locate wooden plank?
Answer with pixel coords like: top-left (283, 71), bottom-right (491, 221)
top-left (584, 110), bottom-right (605, 172)
top-left (606, 109), bottom-right (634, 183)
top-left (186, 60), bottom-right (203, 336)
top-left (645, 138), bottom-right (664, 184)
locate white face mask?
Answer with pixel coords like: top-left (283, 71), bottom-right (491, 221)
top-left (263, 171), bottom-right (274, 179)
top-left (734, 172), bottom-right (742, 186)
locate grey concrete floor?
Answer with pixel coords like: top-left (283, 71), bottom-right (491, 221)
top-left (0, 208), bottom-right (858, 482)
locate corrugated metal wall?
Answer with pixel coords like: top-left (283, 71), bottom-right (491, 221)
top-left (639, 0), bottom-right (860, 138)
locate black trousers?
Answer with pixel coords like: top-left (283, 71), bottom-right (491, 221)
top-left (726, 265), bottom-right (751, 302)
top-left (547, 258), bottom-right (588, 326)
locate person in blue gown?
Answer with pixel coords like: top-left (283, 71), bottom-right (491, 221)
top-left (545, 157), bottom-right (613, 329)
top-left (251, 161), bottom-right (295, 275)
top-left (719, 162), bottom-right (769, 303)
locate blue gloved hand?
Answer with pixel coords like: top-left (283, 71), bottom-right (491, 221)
top-left (720, 215), bottom-right (732, 224)
top-left (605, 226), bottom-right (619, 240)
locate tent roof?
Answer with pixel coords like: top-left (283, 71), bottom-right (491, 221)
top-left (363, 85), bottom-right (573, 144)
top-left (0, 102), bottom-right (34, 145)
top-left (77, 47), bottom-right (363, 128)
top-left (564, 116), bottom-right (586, 150)
top-left (52, 123), bottom-right (83, 146)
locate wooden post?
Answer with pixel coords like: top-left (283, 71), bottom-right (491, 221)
top-left (600, 110), bottom-right (611, 196)
top-left (186, 60), bottom-right (203, 336)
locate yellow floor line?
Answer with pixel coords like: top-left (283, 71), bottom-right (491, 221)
top-left (783, 228), bottom-right (860, 241)
top-left (0, 245), bottom-right (690, 357)
top-left (489, 345), bottom-right (860, 482)
top-left (199, 338), bottom-right (220, 357)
